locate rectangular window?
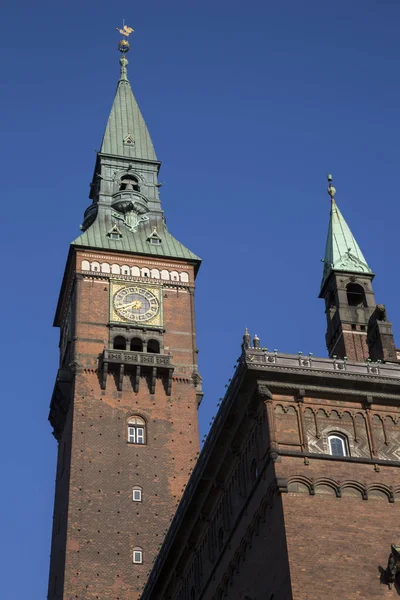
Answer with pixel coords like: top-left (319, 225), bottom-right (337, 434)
top-left (128, 427), bottom-right (136, 443)
top-left (136, 427), bottom-right (145, 444)
top-left (133, 550), bottom-right (143, 564)
top-left (133, 489), bottom-right (142, 502)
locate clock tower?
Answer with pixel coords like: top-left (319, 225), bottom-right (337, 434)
top-left (47, 36), bottom-right (202, 599)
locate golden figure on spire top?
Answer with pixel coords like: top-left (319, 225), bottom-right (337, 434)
top-left (116, 22), bottom-right (134, 53)
top-left (116, 24), bottom-right (134, 37)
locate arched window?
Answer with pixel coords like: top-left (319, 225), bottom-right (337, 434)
top-left (346, 283), bottom-right (366, 307)
top-left (130, 338), bottom-right (143, 352)
top-left (147, 339), bottom-right (160, 354)
top-left (328, 434), bottom-right (348, 457)
top-left (132, 547), bottom-right (143, 563)
top-left (113, 336), bottom-right (126, 350)
top-left (128, 416), bottom-right (146, 445)
top-left (132, 486), bottom-right (142, 502)
top-left (119, 174), bottom-right (140, 192)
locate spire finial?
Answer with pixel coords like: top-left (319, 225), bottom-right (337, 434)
top-left (327, 173), bottom-right (336, 201)
top-left (242, 328), bottom-right (250, 350)
top-left (116, 22), bottom-right (134, 80)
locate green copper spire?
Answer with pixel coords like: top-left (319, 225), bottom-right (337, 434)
top-left (100, 47), bottom-right (157, 160)
top-left (320, 175), bottom-right (372, 290)
top-left (71, 30), bottom-right (200, 268)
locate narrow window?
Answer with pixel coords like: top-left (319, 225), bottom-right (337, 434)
top-left (328, 434), bottom-right (347, 457)
top-left (133, 547), bottom-right (143, 563)
top-left (133, 487), bottom-right (142, 502)
top-left (127, 416), bottom-right (146, 445)
top-left (250, 459), bottom-right (259, 482)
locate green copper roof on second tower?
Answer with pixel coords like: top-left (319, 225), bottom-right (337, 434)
top-left (320, 176), bottom-right (372, 291)
top-left (100, 53), bottom-right (157, 160)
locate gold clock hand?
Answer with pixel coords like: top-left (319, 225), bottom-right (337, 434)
top-left (116, 301), bottom-right (137, 309)
top-left (116, 300), bottom-right (143, 310)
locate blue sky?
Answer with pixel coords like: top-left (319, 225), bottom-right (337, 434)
top-left (2, 1), bottom-right (400, 598)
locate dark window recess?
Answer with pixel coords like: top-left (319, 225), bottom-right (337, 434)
top-left (346, 283), bottom-right (366, 307)
top-left (130, 338), bottom-right (143, 352)
top-left (113, 336), bottom-right (126, 350)
top-left (147, 339), bottom-right (160, 354)
top-left (250, 459), bottom-right (259, 482)
top-left (119, 174), bottom-right (140, 192)
top-left (218, 528), bottom-right (224, 552)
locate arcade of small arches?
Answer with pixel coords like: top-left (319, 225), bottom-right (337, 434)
top-left (203, 474), bottom-right (400, 600)
top-left (112, 334), bottom-right (162, 354)
top-left (81, 260), bottom-right (189, 283)
top-left (286, 475), bottom-right (400, 502)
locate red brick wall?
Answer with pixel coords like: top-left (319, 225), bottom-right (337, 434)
top-left (283, 485), bottom-right (399, 598)
top-left (48, 249), bottom-right (200, 599)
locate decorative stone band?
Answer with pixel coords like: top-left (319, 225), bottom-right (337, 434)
top-left (101, 349), bottom-right (174, 395)
top-left (245, 349), bottom-right (400, 380)
top-left (285, 474), bottom-right (399, 502)
top-left (104, 349), bottom-right (173, 366)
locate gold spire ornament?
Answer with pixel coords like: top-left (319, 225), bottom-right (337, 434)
top-left (116, 25), bottom-right (134, 37)
top-left (116, 21), bottom-right (134, 53)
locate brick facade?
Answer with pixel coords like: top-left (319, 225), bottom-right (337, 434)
top-left (47, 249), bottom-right (201, 599)
top-left (142, 349), bottom-right (400, 600)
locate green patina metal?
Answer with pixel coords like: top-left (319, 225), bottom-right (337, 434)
top-left (70, 49), bottom-right (200, 267)
top-left (72, 217), bottom-right (200, 262)
top-left (320, 197), bottom-right (371, 290)
top-left (100, 54), bottom-right (157, 161)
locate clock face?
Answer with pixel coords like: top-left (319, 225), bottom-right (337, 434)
top-left (113, 286), bottom-right (160, 323)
